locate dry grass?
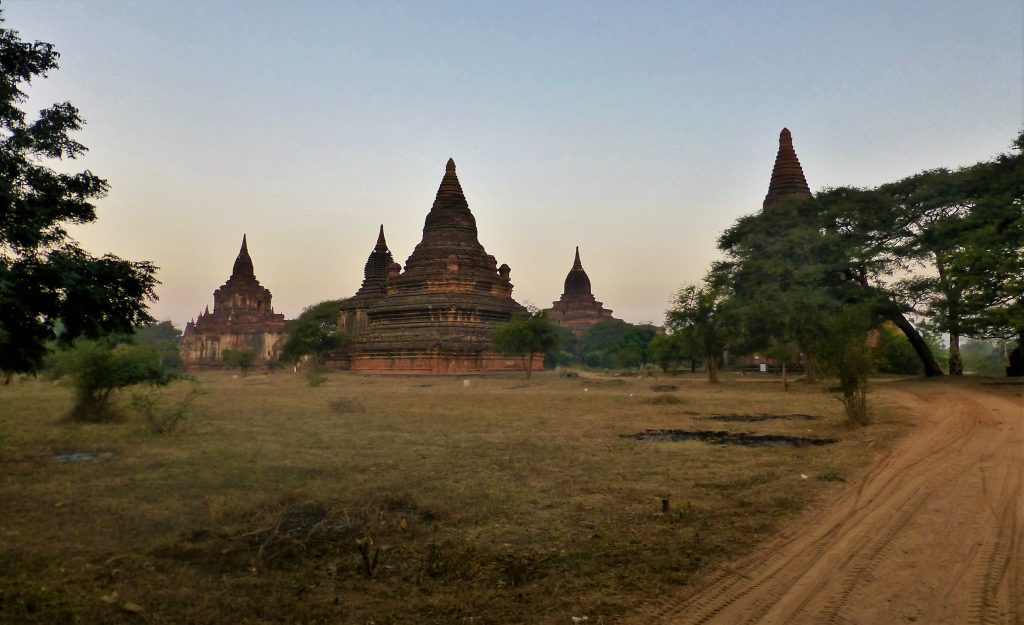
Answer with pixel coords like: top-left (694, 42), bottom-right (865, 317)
top-left (0, 370), bottom-right (915, 624)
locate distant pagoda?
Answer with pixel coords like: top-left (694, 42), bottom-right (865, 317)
top-left (544, 246), bottom-right (615, 335)
top-left (180, 235), bottom-right (286, 367)
top-left (763, 128), bottom-right (811, 208)
top-left (336, 159), bottom-right (530, 373)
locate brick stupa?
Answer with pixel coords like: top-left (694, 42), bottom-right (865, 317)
top-left (336, 159), bottom-right (531, 373)
top-left (180, 235), bottom-right (286, 366)
top-left (763, 128), bottom-right (811, 208)
top-left (544, 246), bottom-right (615, 335)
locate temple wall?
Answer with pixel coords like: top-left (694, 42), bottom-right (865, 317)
top-left (180, 330), bottom-right (284, 368)
top-left (348, 350), bottom-right (540, 374)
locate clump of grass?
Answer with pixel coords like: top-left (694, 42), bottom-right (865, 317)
top-left (642, 395), bottom-right (685, 405)
top-left (817, 470), bottom-right (846, 482)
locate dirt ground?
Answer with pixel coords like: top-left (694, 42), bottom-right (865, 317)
top-left (633, 379), bottom-right (1024, 625)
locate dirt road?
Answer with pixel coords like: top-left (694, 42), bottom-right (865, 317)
top-left (638, 381), bottom-right (1023, 625)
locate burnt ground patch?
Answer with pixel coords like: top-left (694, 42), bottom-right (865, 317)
top-left (625, 429), bottom-right (837, 447)
top-left (698, 413), bottom-right (820, 423)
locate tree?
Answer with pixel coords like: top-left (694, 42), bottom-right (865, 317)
top-left (0, 16), bottom-right (157, 379)
top-left (279, 299), bottom-right (349, 383)
top-left (648, 332), bottom-right (692, 373)
top-left (134, 320), bottom-right (183, 371)
top-left (817, 304), bottom-right (876, 425)
top-left (46, 336), bottom-right (173, 421)
top-left (491, 309), bottom-right (561, 379)
top-left (575, 319), bottom-right (658, 370)
top-left (666, 281), bottom-right (732, 383)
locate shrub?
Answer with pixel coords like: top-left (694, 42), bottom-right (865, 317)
top-left (47, 337), bottom-right (173, 422)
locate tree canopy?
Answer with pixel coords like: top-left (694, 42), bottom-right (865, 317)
top-left (0, 15), bottom-right (157, 377)
top-left (491, 308), bottom-right (562, 379)
top-left (279, 299), bottom-right (349, 368)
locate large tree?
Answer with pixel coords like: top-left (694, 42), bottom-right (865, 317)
top-left (0, 16), bottom-right (157, 378)
top-left (665, 281), bottom-right (732, 383)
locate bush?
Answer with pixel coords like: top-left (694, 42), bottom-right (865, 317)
top-left (222, 348), bottom-right (256, 374)
top-left (47, 337), bottom-right (174, 422)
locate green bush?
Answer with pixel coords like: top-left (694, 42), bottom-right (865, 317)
top-left (47, 337), bottom-right (173, 422)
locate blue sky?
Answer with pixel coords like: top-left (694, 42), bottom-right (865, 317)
top-left (6, 1), bottom-right (1022, 326)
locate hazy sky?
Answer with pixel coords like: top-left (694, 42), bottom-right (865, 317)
top-left (6, 1), bottom-right (1022, 327)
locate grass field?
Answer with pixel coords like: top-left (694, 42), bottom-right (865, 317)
top-left (0, 370), bottom-right (914, 625)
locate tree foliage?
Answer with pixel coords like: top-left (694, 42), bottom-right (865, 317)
top-left (666, 282), bottom-right (732, 382)
top-left (0, 15), bottom-right (158, 377)
top-left (574, 319), bottom-right (658, 370)
top-left (279, 299), bottom-right (349, 371)
top-left (491, 309), bottom-right (562, 379)
top-left (134, 320), bottom-right (183, 371)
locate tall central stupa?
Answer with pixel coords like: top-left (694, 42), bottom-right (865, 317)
top-left (337, 159), bottom-right (530, 372)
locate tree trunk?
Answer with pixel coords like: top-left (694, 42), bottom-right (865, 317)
top-left (949, 332), bottom-right (963, 376)
top-left (782, 360), bottom-right (789, 391)
top-left (853, 271), bottom-right (943, 377)
top-left (804, 354), bottom-right (818, 383)
top-left (889, 312), bottom-right (944, 377)
top-left (525, 353), bottom-right (534, 380)
top-left (705, 351), bottom-right (719, 383)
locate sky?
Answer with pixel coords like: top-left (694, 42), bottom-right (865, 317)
top-left (5, 1), bottom-right (1022, 328)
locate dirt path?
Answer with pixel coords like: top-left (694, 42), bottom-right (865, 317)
top-left (635, 381), bottom-right (1024, 625)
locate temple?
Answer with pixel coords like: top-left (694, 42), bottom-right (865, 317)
top-left (544, 246), bottom-right (616, 334)
top-left (763, 128), bottom-right (811, 208)
top-left (335, 159), bottom-right (532, 373)
top-left (180, 235), bottom-right (286, 367)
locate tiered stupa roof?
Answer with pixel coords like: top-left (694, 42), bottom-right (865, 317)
top-left (763, 128), bottom-right (811, 208)
top-left (353, 225), bottom-right (394, 299)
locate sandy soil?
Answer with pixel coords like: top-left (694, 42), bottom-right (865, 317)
top-left (635, 380), bottom-right (1023, 625)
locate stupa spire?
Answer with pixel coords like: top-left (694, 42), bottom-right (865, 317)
top-left (375, 224), bottom-right (388, 251)
top-left (408, 158), bottom-right (481, 262)
top-left (763, 128), bottom-right (811, 208)
top-left (231, 234), bottom-right (255, 278)
top-left (563, 246), bottom-right (592, 296)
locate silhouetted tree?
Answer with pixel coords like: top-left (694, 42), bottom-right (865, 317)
top-left (0, 15), bottom-right (157, 379)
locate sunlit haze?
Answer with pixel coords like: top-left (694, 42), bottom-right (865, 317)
top-left (6, 1), bottom-right (1022, 328)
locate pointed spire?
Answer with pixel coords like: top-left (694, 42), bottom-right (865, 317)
top-left (356, 224), bottom-right (395, 297)
top-left (420, 157), bottom-right (478, 240)
top-left (763, 128), bottom-right (811, 208)
top-left (563, 246), bottom-right (592, 296)
top-left (231, 234), bottom-right (255, 278)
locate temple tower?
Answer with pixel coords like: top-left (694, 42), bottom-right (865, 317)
top-left (544, 246), bottom-right (616, 335)
top-left (763, 128), bottom-right (811, 208)
top-left (180, 235), bottom-right (286, 366)
top-left (336, 159), bottom-right (530, 373)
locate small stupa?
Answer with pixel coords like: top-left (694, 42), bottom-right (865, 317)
top-left (763, 128), bottom-right (811, 208)
top-left (544, 246), bottom-right (615, 335)
top-left (337, 159), bottom-right (530, 373)
top-left (180, 235), bottom-right (286, 366)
